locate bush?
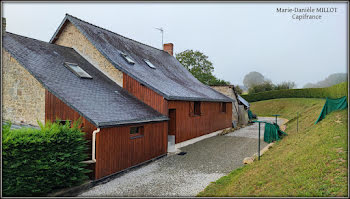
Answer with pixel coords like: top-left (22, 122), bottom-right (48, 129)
top-left (248, 81), bottom-right (274, 94)
top-left (274, 81), bottom-right (296, 90)
top-left (242, 82), bottom-right (348, 102)
top-left (234, 85), bottom-right (243, 95)
top-left (2, 120), bottom-right (90, 196)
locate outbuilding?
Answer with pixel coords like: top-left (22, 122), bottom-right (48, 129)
top-left (3, 32), bottom-right (168, 180)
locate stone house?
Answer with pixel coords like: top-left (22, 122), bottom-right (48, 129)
top-left (2, 14), bottom-right (235, 180)
top-left (49, 14), bottom-right (233, 144)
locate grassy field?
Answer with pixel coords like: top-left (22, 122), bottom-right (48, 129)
top-left (198, 98), bottom-right (348, 197)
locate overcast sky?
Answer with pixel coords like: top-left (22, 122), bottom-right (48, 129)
top-left (2, 2), bottom-right (348, 88)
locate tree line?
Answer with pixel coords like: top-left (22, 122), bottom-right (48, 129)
top-left (175, 49), bottom-right (346, 95)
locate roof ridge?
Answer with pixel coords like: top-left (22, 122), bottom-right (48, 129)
top-left (6, 31), bottom-right (75, 51)
top-left (65, 13), bottom-right (169, 55)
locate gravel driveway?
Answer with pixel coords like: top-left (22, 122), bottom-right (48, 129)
top-left (79, 117), bottom-right (283, 197)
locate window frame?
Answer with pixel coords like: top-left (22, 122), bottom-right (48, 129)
top-left (194, 101), bottom-right (201, 116)
top-left (64, 62), bottom-right (93, 79)
top-left (220, 102), bottom-right (227, 113)
top-left (129, 126), bottom-right (144, 139)
top-left (144, 59), bottom-right (156, 69)
top-left (120, 52), bottom-right (135, 65)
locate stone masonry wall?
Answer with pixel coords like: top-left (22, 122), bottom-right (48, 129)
top-left (211, 86), bottom-right (240, 123)
top-left (2, 49), bottom-right (45, 125)
top-left (54, 22), bottom-right (123, 86)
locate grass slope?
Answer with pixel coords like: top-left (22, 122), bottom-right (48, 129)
top-left (198, 98), bottom-right (348, 197)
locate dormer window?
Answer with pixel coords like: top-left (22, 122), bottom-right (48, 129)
top-left (64, 62), bottom-right (92, 79)
top-left (144, 59), bottom-right (156, 69)
top-left (120, 52), bottom-right (135, 65)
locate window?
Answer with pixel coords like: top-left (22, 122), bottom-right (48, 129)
top-left (144, 59), bottom-right (156, 69)
top-left (194, 101), bottom-right (201, 116)
top-left (220, 102), bottom-right (227, 113)
top-left (57, 120), bottom-right (71, 126)
top-left (64, 62), bottom-right (92, 79)
top-left (130, 126), bottom-right (144, 138)
top-left (120, 52), bottom-right (135, 65)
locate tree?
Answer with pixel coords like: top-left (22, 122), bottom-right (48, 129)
top-left (303, 73), bottom-right (347, 88)
top-left (234, 85), bottom-right (243, 95)
top-left (176, 50), bottom-right (230, 86)
top-left (274, 81), bottom-right (296, 90)
top-left (248, 81), bottom-right (274, 94)
top-left (243, 71), bottom-right (266, 89)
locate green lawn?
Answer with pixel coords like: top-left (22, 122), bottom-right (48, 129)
top-left (198, 98), bottom-right (348, 197)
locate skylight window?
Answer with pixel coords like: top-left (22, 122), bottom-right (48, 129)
top-left (64, 62), bottom-right (92, 79)
top-left (120, 52), bottom-right (135, 65)
top-left (144, 59), bottom-right (156, 69)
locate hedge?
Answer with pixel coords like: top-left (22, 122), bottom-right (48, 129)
top-left (2, 120), bottom-right (90, 196)
top-left (241, 82), bottom-right (348, 102)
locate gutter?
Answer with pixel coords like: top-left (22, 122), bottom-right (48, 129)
top-left (82, 128), bottom-right (100, 163)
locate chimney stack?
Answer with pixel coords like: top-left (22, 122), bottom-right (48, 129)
top-left (163, 43), bottom-right (173, 56)
top-left (2, 17), bottom-right (6, 35)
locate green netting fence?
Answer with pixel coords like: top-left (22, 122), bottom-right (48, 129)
top-left (264, 122), bottom-right (288, 143)
top-left (248, 109), bottom-right (253, 120)
top-left (315, 96), bottom-right (348, 124)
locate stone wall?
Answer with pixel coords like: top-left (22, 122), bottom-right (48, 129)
top-left (238, 105), bottom-right (249, 126)
top-left (54, 22), bottom-right (123, 87)
top-left (2, 49), bottom-right (45, 125)
top-left (211, 86), bottom-right (240, 123)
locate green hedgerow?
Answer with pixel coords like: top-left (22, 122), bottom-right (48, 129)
top-left (242, 82), bottom-right (348, 102)
top-left (2, 119), bottom-right (90, 196)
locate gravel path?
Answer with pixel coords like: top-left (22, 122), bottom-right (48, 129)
top-left (80, 117), bottom-right (280, 197)
top-left (227, 117), bottom-right (286, 139)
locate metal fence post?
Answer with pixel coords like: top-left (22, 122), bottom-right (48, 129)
top-left (258, 122), bottom-right (261, 160)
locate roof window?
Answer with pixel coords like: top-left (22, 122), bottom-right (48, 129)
top-left (120, 52), bottom-right (135, 65)
top-left (144, 59), bottom-right (156, 69)
top-left (64, 62), bottom-right (92, 79)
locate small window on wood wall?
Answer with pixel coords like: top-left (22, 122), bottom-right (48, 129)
top-left (220, 102), bottom-right (227, 113)
top-left (130, 126), bottom-right (144, 139)
top-left (194, 102), bottom-right (201, 115)
top-left (189, 101), bottom-right (201, 116)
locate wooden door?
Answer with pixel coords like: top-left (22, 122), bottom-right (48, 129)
top-left (168, 109), bottom-right (176, 135)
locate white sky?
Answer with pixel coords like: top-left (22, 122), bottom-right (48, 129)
top-left (2, 2), bottom-right (348, 88)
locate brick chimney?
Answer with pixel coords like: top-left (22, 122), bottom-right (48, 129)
top-left (163, 43), bottom-right (173, 56)
top-left (2, 17), bottom-right (6, 35)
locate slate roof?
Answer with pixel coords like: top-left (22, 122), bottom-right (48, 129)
top-left (3, 32), bottom-right (168, 128)
top-left (50, 14), bottom-right (233, 102)
top-left (237, 95), bottom-right (250, 108)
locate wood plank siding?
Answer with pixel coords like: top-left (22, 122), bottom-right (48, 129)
top-left (95, 122), bottom-right (168, 179)
top-left (45, 90), bottom-right (168, 180)
top-left (168, 101), bottom-right (232, 143)
top-left (45, 90), bottom-right (96, 140)
top-left (123, 73), bottom-right (168, 115)
top-left (123, 73), bottom-right (232, 144)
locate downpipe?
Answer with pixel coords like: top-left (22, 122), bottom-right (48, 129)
top-left (82, 128), bottom-right (100, 163)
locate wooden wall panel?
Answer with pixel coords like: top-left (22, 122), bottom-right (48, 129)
top-left (168, 101), bottom-right (232, 143)
top-left (95, 121), bottom-right (168, 180)
top-left (123, 73), bottom-right (168, 115)
top-left (45, 90), bottom-right (97, 140)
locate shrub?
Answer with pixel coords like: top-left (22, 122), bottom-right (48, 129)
top-left (242, 82), bottom-right (348, 102)
top-left (2, 120), bottom-right (90, 196)
top-left (274, 81), bottom-right (296, 90)
top-left (234, 85), bottom-right (243, 95)
top-left (248, 81), bottom-right (274, 94)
